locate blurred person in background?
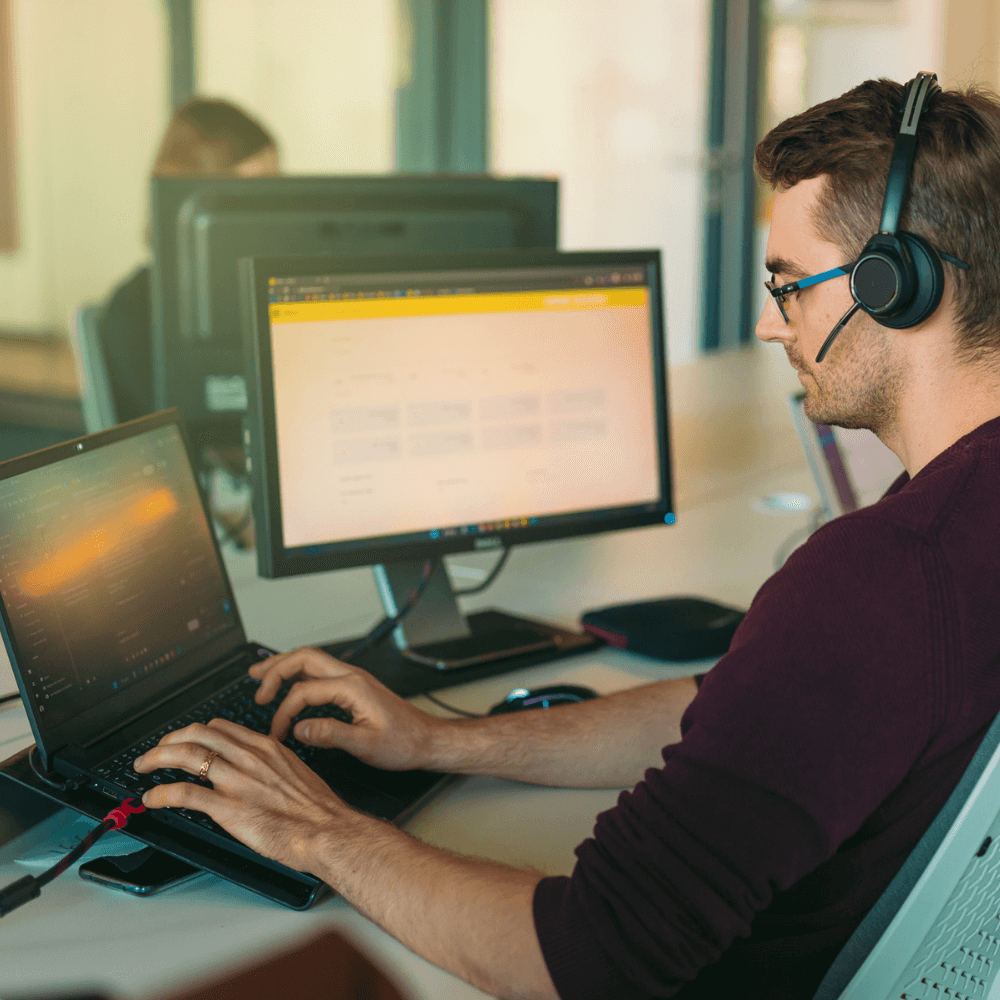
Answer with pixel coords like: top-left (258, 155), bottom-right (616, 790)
top-left (98, 98), bottom-right (280, 423)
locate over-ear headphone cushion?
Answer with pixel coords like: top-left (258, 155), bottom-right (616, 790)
top-left (868, 231), bottom-right (945, 329)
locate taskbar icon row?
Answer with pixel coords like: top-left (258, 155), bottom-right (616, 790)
top-left (428, 517), bottom-right (539, 541)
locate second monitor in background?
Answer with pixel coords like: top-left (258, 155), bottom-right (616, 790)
top-left (241, 249), bottom-right (673, 691)
top-left (151, 175), bottom-right (558, 456)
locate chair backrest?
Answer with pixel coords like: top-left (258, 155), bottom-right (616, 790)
top-left (71, 304), bottom-right (118, 433)
top-left (813, 707), bottom-right (1000, 999)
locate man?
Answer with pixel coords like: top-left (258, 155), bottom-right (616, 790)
top-left (133, 79), bottom-right (1000, 999)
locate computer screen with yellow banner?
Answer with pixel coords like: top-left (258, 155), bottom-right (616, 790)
top-left (242, 249), bottom-right (672, 678)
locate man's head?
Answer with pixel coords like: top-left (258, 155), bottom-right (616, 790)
top-left (754, 79), bottom-right (1000, 432)
top-left (152, 97), bottom-right (280, 178)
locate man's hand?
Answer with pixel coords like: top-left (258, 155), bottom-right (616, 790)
top-left (250, 645), bottom-right (699, 790)
top-left (250, 647), bottom-right (440, 771)
top-left (133, 717), bottom-right (353, 872)
top-left (133, 718), bottom-right (560, 1000)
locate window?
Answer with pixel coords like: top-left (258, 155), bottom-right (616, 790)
top-left (490, 0), bottom-right (711, 364)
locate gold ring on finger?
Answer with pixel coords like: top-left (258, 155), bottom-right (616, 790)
top-left (198, 749), bottom-right (220, 781)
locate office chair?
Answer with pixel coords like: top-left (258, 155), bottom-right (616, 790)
top-left (70, 304), bottom-right (118, 433)
top-left (813, 706), bottom-right (1000, 999)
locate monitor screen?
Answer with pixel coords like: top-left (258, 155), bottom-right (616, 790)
top-left (151, 175), bottom-right (559, 450)
top-left (244, 249), bottom-right (672, 579)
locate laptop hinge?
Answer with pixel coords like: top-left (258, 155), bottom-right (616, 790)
top-left (78, 646), bottom-right (252, 751)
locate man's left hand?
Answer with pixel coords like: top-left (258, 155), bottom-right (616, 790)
top-left (133, 718), bottom-right (354, 874)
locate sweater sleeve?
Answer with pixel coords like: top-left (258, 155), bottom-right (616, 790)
top-left (533, 515), bottom-right (945, 999)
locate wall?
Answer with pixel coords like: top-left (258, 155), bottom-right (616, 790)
top-left (196, 0), bottom-right (399, 175)
top-left (0, 0), bottom-right (166, 335)
top-left (1, 0), bottom-right (982, 353)
top-left (802, 0), bottom-right (944, 106)
top-left (0, 0), bottom-right (400, 341)
top-left (943, 0), bottom-right (1000, 88)
top-left (490, 0), bottom-right (711, 367)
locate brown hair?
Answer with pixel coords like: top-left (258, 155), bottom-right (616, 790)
top-left (755, 79), bottom-right (1000, 364)
top-left (152, 97), bottom-right (277, 176)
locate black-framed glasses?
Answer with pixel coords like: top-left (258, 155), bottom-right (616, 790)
top-left (764, 264), bottom-right (853, 324)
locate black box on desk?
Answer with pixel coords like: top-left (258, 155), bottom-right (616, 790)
top-left (582, 596), bottom-right (745, 661)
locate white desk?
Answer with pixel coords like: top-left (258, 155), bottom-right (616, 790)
top-left (0, 345), bottom-right (813, 999)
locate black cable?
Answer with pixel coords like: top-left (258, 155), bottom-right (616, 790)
top-left (339, 560), bottom-right (435, 664)
top-left (0, 691), bottom-right (21, 706)
top-left (453, 548), bottom-right (510, 596)
top-left (29, 746), bottom-right (80, 792)
top-left (421, 690), bottom-right (483, 718)
top-left (33, 818), bottom-right (116, 891)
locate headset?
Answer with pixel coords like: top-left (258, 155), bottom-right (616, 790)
top-left (815, 71), bottom-right (969, 363)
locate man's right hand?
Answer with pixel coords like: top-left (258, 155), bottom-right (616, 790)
top-left (250, 646), bottom-right (699, 789)
top-left (249, 647), bottom-right (439, 772)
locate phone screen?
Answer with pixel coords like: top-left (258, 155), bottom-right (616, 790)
top-left (79, 847), bottom-right (203, 896)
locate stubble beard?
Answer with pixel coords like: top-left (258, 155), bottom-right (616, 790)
top-left (791, 315), bottom-right (906, 435)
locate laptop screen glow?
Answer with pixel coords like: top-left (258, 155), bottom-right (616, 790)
top-left (0, 424), bottom-right (239, 734)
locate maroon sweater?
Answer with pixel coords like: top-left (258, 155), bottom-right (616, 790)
top-left (533, 416), bottom-right (1000, 999)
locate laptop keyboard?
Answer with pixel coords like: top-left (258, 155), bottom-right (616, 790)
top-left (94, 673), bottom-right (352, 838)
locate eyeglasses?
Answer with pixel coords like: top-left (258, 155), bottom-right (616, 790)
top-left (765, 250), bottom-right (971, 363)
top-left (764, 264), bottom-right (853, 324)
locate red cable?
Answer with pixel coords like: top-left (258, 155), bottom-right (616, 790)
top-left (105, 797), bottom-right (147, 830)
top-left (0, 797), bottom-right (147, 916)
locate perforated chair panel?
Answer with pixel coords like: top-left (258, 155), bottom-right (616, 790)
top-left (820, 709), bottom-right (1000, 1000)
top-left (889, 815), bottom-right (1000, 999)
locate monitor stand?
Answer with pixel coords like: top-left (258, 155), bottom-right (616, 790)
top-left (376, 558), bottom-right (580, 669)
top-left (373, 559), bottom-right (473, 653)
top-left (318, 558), bottom-right (599, 697)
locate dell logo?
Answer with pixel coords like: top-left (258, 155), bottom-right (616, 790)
top-left (474, 537), bottom-right (501, 550)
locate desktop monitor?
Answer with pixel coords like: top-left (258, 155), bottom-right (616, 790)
top-left (241, 248), bottom-right (672, 678)
top-left (150, 175), bottom-right (559, 453)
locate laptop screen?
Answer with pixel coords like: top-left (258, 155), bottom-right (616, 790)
top-left (788, 392), bottom-right (905, 519)
top-left (0, 422), bottom-right (240, 736)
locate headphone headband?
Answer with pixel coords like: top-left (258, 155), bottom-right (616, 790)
top-left (878, 72), bottom-right (941, 234)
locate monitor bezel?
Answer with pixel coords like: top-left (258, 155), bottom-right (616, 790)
top-left (0, 410), bottom-right (249, 763)
top-left (244, 248), bottom-right (673, 580)
top-left (150, 174), bottom-right (559, 448)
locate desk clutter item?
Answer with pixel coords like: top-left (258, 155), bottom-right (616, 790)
top-left (582, 596), bottom-right (745, 661)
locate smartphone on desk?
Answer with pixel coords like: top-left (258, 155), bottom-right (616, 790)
top-left (79, 847), bottom-right (204, 896)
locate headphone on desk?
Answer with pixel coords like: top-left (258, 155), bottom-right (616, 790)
top-left (815, 72), bottom-right (969, 363)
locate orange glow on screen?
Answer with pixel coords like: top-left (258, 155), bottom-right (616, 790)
top-left (17, 488), bottom-right (179, 597)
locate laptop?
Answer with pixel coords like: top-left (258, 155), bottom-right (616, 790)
top-left (788, 391), bottom-right (905, 521)
top-left (0, 410), bottom-right (444, 906)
